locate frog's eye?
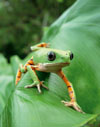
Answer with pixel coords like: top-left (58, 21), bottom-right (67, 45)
top-left (47, 51), bottom-right (56, 61)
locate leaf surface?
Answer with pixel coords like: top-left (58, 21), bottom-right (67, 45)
top-left (0, 0), bottom-right (99, 126)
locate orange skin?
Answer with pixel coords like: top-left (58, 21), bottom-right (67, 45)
top-left (16, 69), bottom-right (22, 85)
top-left (37, 43), bottom-right (49, 48)
top-left (16, 57), bottom-right (34, 85)
top-left (57, 71), bottom-right (75, 102)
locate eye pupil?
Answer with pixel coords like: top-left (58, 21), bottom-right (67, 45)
top-left (49, 54), bottom-right (53, 58)
top-left (48, 51), bottom-right (56, 61)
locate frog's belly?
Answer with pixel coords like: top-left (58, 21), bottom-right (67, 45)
top-left (37, 63), bottom-right (69, 73)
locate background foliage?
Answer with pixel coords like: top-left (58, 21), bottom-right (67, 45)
top-left (0, 0), bottom-right (75, 61)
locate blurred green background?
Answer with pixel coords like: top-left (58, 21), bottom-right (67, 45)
top-left (0, 0), bottom-right (76, 61)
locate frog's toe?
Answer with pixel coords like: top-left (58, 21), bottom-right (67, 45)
top-left (25, 81), bottom-right (49, 93)
top-left (24, 84), bottom-right (36, 88)
top-left (40, 81), bottom-right (49, 90)
top-left (24, 81), bottom-right (39, 89)
top-left (35, 82), bottom-right (49, 93)
top-left (37, 84), bottom-right (42, 93)
top-left (25, 83), bottom-right (42, 93)
top-left (61, 100), bottom-right (84, 113)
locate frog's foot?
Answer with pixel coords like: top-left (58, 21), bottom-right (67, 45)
top-left (61, 100), bottom-right (84, 113)
top-left (25, 81), bottom-right (49, 93)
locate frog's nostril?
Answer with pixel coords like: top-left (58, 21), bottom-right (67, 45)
top-left (70, 53), bottom-right (74, 60)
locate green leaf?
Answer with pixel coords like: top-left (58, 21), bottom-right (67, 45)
top-left (0, 72), bottom-right (96, 127)
top-left (0, 75), bottom-right (13, 115)
top-left (10, 55), bottom-right (21, 79)
top-left (0, 0), bottom-right (99, 126)
top-left (0, 54), bottom-right (12, 75)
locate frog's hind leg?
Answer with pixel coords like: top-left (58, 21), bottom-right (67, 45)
top-left (16, 56), bottom-right (49, 92)
top-left (16, 69), bottom-right (22, 85)
top-left (37, 43), bottom-right (49, 48)
top-left (25, 65), bottom-right (49, 93)
top-left (31, 42), bottom-right (50, 51)
top-left (15, 56), bottom-right (34, 85)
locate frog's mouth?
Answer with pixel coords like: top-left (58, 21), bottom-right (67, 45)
top-left (38, 62), bottom-right (70, 73)
top-left (45, 62), bottom-right (70, 67)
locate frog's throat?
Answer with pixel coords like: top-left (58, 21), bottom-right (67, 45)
top-left (36, 62), bottom-right (70, 73)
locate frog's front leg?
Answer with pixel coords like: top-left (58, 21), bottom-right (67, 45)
top-left (25, 65), bottom-right (49, 93)
top-left (57, 70), bottom-right (84, 113)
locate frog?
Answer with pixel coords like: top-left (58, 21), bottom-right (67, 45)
top-left (15, 42), bottom-right (84, 113)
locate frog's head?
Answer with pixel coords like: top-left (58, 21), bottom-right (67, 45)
top-left (45, 49), bottom-right (73, 64)
top-left (32, 47), bottom-right (74, 73)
